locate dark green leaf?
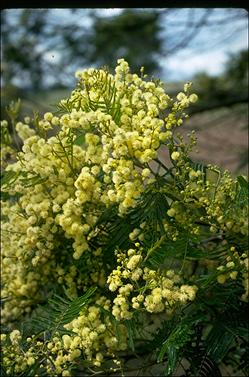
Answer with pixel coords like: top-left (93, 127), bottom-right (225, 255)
top-left (198, 355), bottom-right (222, 377)
top-left (237, 175), bottom-right (249, 191)
top-left (1, 170), bottom-right (20, 188)
top-left (157, 323), bottom-right (192, 363)
top-left (124, 319), bottom-right (137, 351)
top-left (73, 134), bottom-right (85, 146)
top-left (206, 326), bottom-right (234, 363)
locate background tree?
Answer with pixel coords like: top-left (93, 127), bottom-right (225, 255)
top-left (1, 8), bottom-right (247, 92)
top-left (83, 10), bottom-right (163, 75)
top-left (1, 9), bottom-right (163, 91)
top-left (1, 9), bottom-right (49, 90)
top-left (187, 49), bottom-right (249, 114)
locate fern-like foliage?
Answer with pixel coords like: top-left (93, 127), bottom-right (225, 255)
top-left (1, 170), bottom-right (47, 191)
top-left (137, 276), bottom-right (247, 376)
top-left (27, 287), bottom-right (97, 337)
top-left (235, 175), bottom-right (249, 208)
top-left (129, 188), bottom-right (170, 238)
top-left (157, 322), bottom-right (193, 375)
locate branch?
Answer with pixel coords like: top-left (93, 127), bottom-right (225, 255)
top-left (164, 10), bottom-right (213, 56)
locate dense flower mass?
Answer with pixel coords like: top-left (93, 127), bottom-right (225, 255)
top-left (1, 59), bottom-right (248, 376)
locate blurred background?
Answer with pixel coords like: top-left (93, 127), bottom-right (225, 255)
top-left (1, 8), bottom-right (248, 175)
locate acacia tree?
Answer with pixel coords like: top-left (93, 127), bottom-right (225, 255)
top-left (1, 60), bottom-right (248, 376)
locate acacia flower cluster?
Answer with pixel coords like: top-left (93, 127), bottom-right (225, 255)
top-left (1, 59), bottom-right (248, 376)
top-left (107, 245), bottom-right (197, 319)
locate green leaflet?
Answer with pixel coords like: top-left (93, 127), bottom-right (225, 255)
top-left (95, 304), bottom-right (123, 345)
top-left (1, 121), bottom-right (12, 146)
top-left (76, 68), bottom-right (122, 123)
top-left (197, 355), bottom-right (222, 377)
top-left (102, 217), bottom-right (133, 259)
top-left (1, 170), bottom-right (20, 188)
top-left (142, 320), bottom-right (175, 354)
top-left (0, 365), bottom-right (8, 377)
top-left (124, 318), bottom-right (138, 352)
top-left (129, 188), bottom-right (170, 241)
top-left (73, 133), bottom-right (85, 146)
top-left (189, 160), bottom-right (208, 183)
top-left (157, 322), bottom-right (193, 375)
top-left (237, 175), bottom-right (249, 191)
top-left (1, 170), bottom-right (47, 190)
top-left (30, 287), bottom-right (97, 335)
top-left (146, 237), bottom-right (185, 268)
top-left (144, 235), bottom-right (201, 269)
top-left (207, 328), bottom-right (234, 363)
top-left (235, 175), bottom-right (249, 208)
top-left (55, 96), bottom-right (81, 114)
top-left (206, 303), bottom-right (249, 362)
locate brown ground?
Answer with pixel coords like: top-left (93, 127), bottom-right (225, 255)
top-left (158, 104), bottom-right (248, 177)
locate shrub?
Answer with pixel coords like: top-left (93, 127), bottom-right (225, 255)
top-left (1, 59), bottom-right (248, 376)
